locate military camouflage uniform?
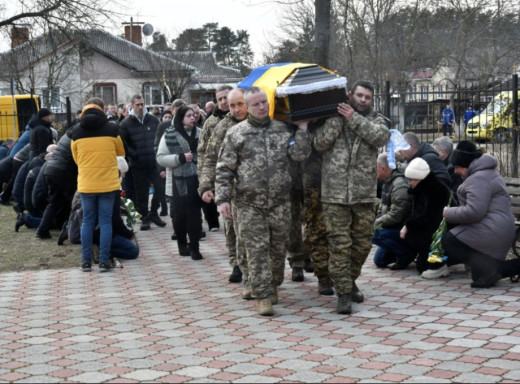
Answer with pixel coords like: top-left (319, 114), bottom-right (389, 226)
top-left (215, 117), bottom-right (311, 299)
top-left (314, 107), bottom-right (390, 296)
top-left (302, 117), bottom-right (343, 278)
top-left (198, 115), bottom-right (246, 278)
top-left (197, 110), bottom-right (227, 176)
top-left (286, 161), bottom-right (307, 269)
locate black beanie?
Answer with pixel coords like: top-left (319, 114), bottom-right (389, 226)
top-left (451, 140), bottom-right (482, 168)
top-left (38, 108), bottom-right (52, 119)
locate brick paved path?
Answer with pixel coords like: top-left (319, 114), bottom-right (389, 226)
top-left (0, 223), bottom-right (519, 383)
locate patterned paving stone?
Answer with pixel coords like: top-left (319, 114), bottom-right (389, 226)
top-left (0, 221), bottom-right (519, 382)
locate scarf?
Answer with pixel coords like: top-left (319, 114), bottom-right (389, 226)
top-left (164, 126), bottom-right (198, 197)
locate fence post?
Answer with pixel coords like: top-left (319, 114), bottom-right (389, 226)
top-left (385, 79), bottom-right (391, 124)
top-left (66, 97), bottom-right (72, 129)
top-left (512, 73), bottom-right (518, 177)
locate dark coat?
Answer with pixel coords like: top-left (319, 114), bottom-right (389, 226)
top-left (44, 129), bottom-right (78, 181)
top-left (404, 172), bottom-right (451, 252)
top-left (28, 118), bottom-right (53, 161)
top-left (444, 154), bottom-right (515, 260)
top-left (411, 142), bottom-right (451, 187)
top-left (119, 112), bottom-right (160, 170)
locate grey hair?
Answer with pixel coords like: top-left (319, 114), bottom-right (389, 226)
top-left (432, 136), bottom-right (454, 157)
top-left (377, 152), bottom-right (389, 167)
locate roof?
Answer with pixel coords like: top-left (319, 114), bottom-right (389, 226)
top-left (164, 51), bottom-right (242, 82)
top-left (0, 29), bottom-right (196, 75)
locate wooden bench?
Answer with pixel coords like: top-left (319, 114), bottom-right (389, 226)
top-left (504, 177), bottom-right (520, 260)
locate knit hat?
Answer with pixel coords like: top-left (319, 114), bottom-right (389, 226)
top-left (404, 157), bottom-right (430, 180)
top-left (37, 108), bottom-right (52, 119)
top-left (451, 140), bottom-right (482, 168)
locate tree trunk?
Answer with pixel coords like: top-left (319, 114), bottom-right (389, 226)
top-left (314, 0), bottom-right (331, 68)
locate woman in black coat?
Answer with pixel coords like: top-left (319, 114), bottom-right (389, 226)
top-left (400, 157), bottom-right (451, 273)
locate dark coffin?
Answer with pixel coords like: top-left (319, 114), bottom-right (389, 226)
top-left (274, 65), bottom-right (347, 122)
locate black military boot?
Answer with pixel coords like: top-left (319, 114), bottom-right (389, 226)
top-left (351, 282), bottom-right (364, 303)
top-left (291, 267), bottom-right (304, 282)
top-left (149, 212), bottom-right (166, 227)
top-left (229, 266), bottom-right (242, 283)
top-left (337, 294), bottom-right (352, 314)
top-left (57, 220), bottom-right (69, 245)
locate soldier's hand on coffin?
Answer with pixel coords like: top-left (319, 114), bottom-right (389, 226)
top-left (202, 190), bottom-right (214, 204)
top-left (338, 102), bottom-right (354, 121)
top-left (218, 202), bottom-right (232, 219)
top-left (294, 120), bottom-right (309, 131)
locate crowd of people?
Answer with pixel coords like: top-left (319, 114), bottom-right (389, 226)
top-left (1, 80), bottom-right (520, 317)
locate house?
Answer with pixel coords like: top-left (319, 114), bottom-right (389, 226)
top-left (0, 26), bottom-right (242, 112)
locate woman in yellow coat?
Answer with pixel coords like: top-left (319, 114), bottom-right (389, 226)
top-left (71, 98), bottom-right (125, 272)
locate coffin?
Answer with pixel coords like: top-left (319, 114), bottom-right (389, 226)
top-left (238, 63), bottom-right (348, 122)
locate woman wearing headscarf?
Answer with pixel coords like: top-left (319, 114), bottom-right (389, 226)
top-left (422, 141), bottom-right (519, 287)
top-left (156, 105), bottom-right (204, 260)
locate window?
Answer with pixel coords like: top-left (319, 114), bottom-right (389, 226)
top-left (143, 83), bottom-right (164, 106)
top-left (420, 85), bottom-right (428, 101)
top-left (94, 83), bottom-right (117, 105)
top-left (41, 87), bottom-right (61, 110)
top-left (435, 86), bottom-right (443, 99)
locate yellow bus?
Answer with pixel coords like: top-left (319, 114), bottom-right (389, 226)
top-left (0, 95), bottom-right (40, 141)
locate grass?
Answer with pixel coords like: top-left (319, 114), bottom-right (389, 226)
top-left (0, 203), bottom-right (80, 273)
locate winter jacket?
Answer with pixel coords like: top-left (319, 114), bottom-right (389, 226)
top-left (119, 111), bottom-right (160, 170)
top-left (441, 107), bottom-right (454, 125)
top-left (375, 168), bottom-right (411, 228)
top-left (44, 129), bottom-right (78, 180)
top-left (409, 142), bottom-right (451, 187)
top-left (197, 108), bottom-right (228, 176)
top-left (32, 161), bottom-right (49, 212)
top-left (71, 109), bottom-right (125, 194)
top-left (313, 108), bottom-right (390, 205)
top-left (404, 172), bottom-right (451, 252)
top-left (10, 117), bottom-right (36, 159)
top-left (198, 114), bottom-right (240, 195)
top-left (215, 118), bottom-right (311, 209)
top-left (444, 154), bottom-right (515, 261)
top-left (156, 126), bottom-right (201, 197)
top-left (28, 118), bottom-right (53, 161)
top-left (0, 142), bottom-right (10, 160)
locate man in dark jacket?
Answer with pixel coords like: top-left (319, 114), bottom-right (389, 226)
top-left (29, 108), bottom-right (54, 162)
top-left (119, 95), bottom-right (166, 231)
top-left (36, 128), bottom-right (78, 240)
top-left (400, 132), bottom-right (451, 187)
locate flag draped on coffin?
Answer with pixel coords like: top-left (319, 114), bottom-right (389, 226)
top-left (238, 62), bottom-right (347, 120)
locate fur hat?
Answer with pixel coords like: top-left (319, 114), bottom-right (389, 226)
top-left (451, 140), bottom-right (482, 168)
top-left (37, 108), bottom-right (52, 119)
top-left (405, 157), bottom-right (430, 180)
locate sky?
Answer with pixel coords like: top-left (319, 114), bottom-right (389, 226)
top-left (119, 0), bottom-right (285, 65)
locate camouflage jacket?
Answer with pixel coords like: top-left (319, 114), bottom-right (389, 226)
top-left (313, 107), bottom-right (390, 205)
top-left (197, 111), bottom-right (227, 176)
top-left (198, 115), bottom-right (239, 196)
top-left (375, 168), bottom-right (411, 228)
top-left (302, 117), bottom-right (342, 191)
top-left (215, 119), bottom-right (311, 209)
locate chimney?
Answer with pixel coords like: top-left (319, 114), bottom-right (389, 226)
top-left (11, 26), bottom-right (30, 48)
top-left (122, 19), bottom-right (144, 46)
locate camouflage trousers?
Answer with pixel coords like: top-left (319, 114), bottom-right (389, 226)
top-left (234, 200), bottom-right (290, 299)
top-left (322, 202), bottom-right (376, 296)
top-left (303, 188), bottom-right (329, 278)
top-left (287, 188), bottom-right (307, 269)
top-left (229, 203), bottom-right (248, 284)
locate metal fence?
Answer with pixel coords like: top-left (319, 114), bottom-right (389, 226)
top-left (374, 75), bottom-right (520, 177)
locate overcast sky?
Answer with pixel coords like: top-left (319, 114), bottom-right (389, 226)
top-left (120, 0), bottom-right (283, 65)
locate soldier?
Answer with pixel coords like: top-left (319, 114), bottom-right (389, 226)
top-left (198, 85), bottom-right (232, 232)
top-left (215, 87), bottom-right (311, 316)
top-left (199, 88), bottom-right (248, 285)
top-left (314, 80), bottom-right (390, 314)
top-left (302, 116), bottom-right (343, 295)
